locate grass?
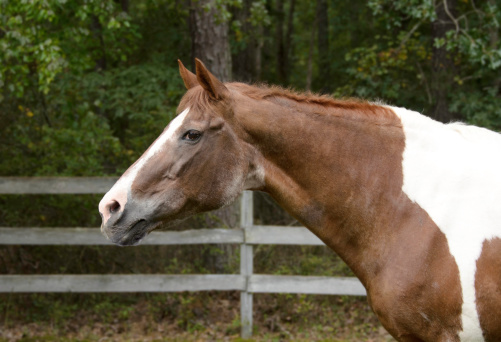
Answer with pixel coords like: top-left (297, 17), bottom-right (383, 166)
top-left (0, 292), bottom-right (394, 341)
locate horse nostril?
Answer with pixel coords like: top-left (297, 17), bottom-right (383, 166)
top-left (109, 200), bottom-right (121, 214)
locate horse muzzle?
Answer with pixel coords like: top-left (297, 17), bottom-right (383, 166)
top-left (99, 199), bottom-right (155, 246)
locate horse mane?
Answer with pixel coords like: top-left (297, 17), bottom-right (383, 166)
top-left (179, 81), bottom-right (397, 124)
top-left (230, 82), bottom-right (367, 109)
top-left (232, 82), bottom-right (398, 124)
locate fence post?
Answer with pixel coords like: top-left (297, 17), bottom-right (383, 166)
top-left (240, 191), bottom-right (253, 338)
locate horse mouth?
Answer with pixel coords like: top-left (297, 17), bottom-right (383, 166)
top-left (114, 219), bottom-right (149, 246)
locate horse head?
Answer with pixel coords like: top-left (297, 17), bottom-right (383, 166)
top-left (98, 59), bottom-right (261, 246)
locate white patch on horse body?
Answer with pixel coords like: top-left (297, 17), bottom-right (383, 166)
top-left (99, 108), bottom-right (190, 222)
top-left (244, 163), bottom-right (265, 190)
top-left (390, 105), bottom-right (501, 341)
top-left (221, 169), bottom-right (246, 207)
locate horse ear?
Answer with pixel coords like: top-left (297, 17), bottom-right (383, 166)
top-left (178, 59), bottom-right (199, 90)
top-left (195, 58), bottom-right (229, 100)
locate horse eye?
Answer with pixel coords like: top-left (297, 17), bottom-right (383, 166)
top-left (182, 130), bottom-right (202, 142)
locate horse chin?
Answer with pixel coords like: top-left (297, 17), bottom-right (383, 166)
top-left (104, 220), bottom-right (157, 247)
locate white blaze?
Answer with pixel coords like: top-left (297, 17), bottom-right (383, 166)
top-left (99, 108), bottom-right (190, 222)
top-left (391, 105), bottom-right (501, 341)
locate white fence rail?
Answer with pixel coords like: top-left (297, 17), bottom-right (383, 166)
top-left (0, 177), bottom-right (366, 338)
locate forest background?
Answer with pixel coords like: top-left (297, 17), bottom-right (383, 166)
top-left (1, 0), bottom-right (501, 341)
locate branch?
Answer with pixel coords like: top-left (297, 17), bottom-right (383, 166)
top-left (443, 0), bottom-right (459, 36)
top-left (396, 18), bottom-right (426, 53)
top-left (456, 12), bottom-right (470, 31)
top-left (416, 61), bottom-right (432, 105)
top-left (441, 0), bottom-right (477, 48)
top-left (471, 0), bottom-right (484, 18)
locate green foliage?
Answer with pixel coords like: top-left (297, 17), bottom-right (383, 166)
top-left (0, 56), bottom-right (183, 177)
top-left (377, 0), bottom-right (501, 70)
top-left (0, 0), bottom-right (190, 177)
top-left (0, 195), bottom-right (102, 227)
top-left (0, 0), bottom-right (138, 99)
top-left (338, 36), bottom-right (428, 108)
top-left (0, 107), bottom-right (125, 176)
top-left (248, 0), bottom-right (271, 27)
top-left (205, 0), bottom-right (243, 24)
top-left (450, 86), bottom-right (501, 130)
top-left (50, 62), bottom-right (184, 157)
top-left (3, 0), bottom-right (501, 179)
top-left (0, 0), bottom-right (66, 97)
top-left (336, 0), bottom-right (501, 125)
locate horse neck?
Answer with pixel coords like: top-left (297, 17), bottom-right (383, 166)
top-left (235, 94), bottom-right (406, 284)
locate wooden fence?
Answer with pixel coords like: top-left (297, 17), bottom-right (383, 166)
top-left (0, 177), bottom-right (366, 338)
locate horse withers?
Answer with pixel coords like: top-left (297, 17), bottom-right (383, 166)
top-left (99, 59), bottom-right (501, 342)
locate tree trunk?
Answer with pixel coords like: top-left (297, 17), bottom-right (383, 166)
top-left (255, 25), bottom-right (264, 81)
top-left (430, 0), bottom-right (457, 122)
top-left (306, 21), bottom-right (316, 91)
top-left (232, 0), bottom-right (255, 82)
top-left (120, 0), bottom-right (129, 12)
top-left (189, 0), bottom-right (232, 81)
top-left (487, 0), bottom-right (500, 91)
top-left (276, 0), bottom-right (295, 85)
top-left (276, 0), bottom-right (286, 84)
top-left (90, 16), bottom-right (107, 71)
top-left (285, 0), bottom-right (295, 70)
top-left (113, 0), bottom-right (129, 12)
top-left (316, 0), bottom-right (329, 93)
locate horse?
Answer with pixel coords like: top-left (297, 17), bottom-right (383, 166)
top-left (98, 58), bottom-right (501, 342)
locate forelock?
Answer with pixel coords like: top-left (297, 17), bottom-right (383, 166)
top-left (178, 86), bottom-right (213, 114)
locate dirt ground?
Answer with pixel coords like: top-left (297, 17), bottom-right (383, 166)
top-left (0, 292), bottom-right (395, 342)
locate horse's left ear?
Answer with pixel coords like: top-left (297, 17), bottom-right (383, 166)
top-left (195, 58), bottom-right (229, 100)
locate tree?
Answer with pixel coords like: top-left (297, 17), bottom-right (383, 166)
top-left (338, 0), bottom-right (501, 127)
top-left (189, 0), bottom-right (232, 81)
top-left (232, 0), bottom-right (255, 82)
top-left (316, 0), bottom-right (329, 92)
top-left (430, 0), bottom-right (458, 122)
top-left (275, 0), bottom-right (295, 85)
top-left (231, 0), bottom-right (271, 82)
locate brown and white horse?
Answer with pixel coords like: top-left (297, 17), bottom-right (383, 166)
top-left (99, 59), bottom-right (501, 341)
